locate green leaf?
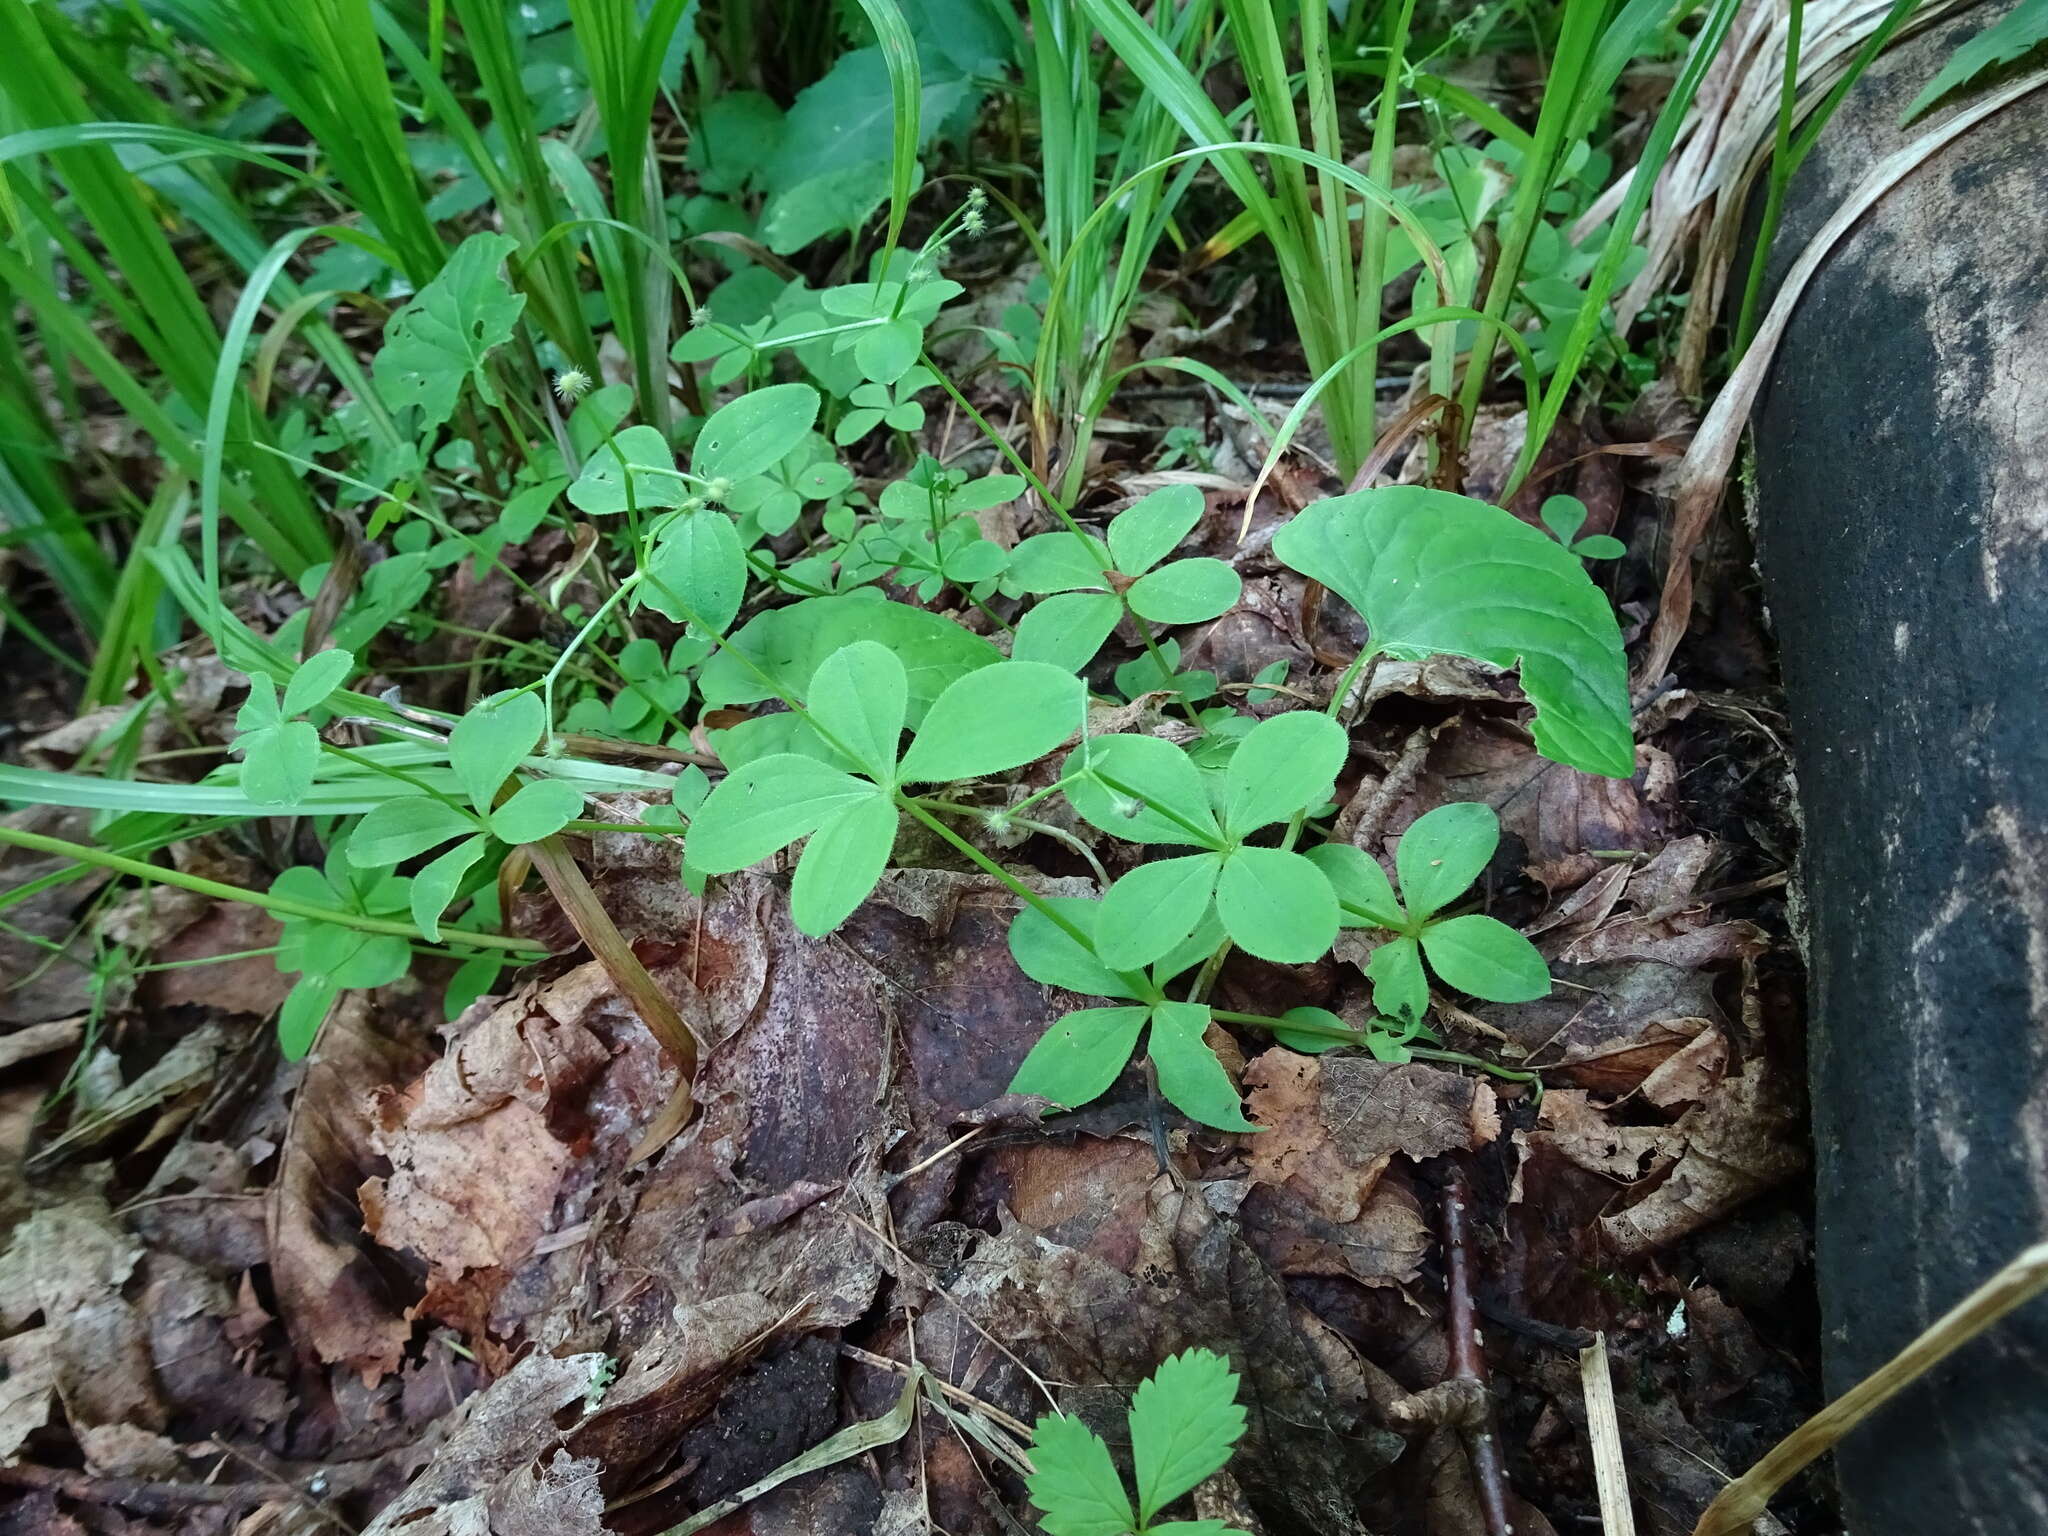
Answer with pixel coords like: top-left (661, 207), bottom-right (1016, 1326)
top-left (701, 594), bottom-right (1001, 723)
top-left (1064, 734), bottom-right (1221, 847)
top-left (1304, 844), bottom-right (1406, 929)
top-left (1125, 559), bottom-right (1241, 625)
top-left (1903, 0), bottom-right (2048, 122)
top-left (1220, 712), bottom-right (1347, 838)
top-left (1539, 494), bottom-right (1588, 546)
top-left (1150, 908), bottom-right (1227, 988)
top-left (789, 790), bottom-right (896, 934)
top-left (763, 44), bottom-right (962, 187)
top-left (449, 690), bottom-right (546, 816)
top-left (370, 232), bottom-right (525, 433)
top-left (412, 835), bottom-right (488, 944)
top-left (687, 753), bottom-right (874, 872)
top-left (1130, 1348), bottom-right (1249, 1523)
top-left (1271, 1005), bottom-right (1357, 1055)
top-left (896, 661), bottom-right (1082, 782)
top-left (1006, 531), bottom-right (1111, 594)
top-left (759, 163), bottom-right (894, 255)
top-left (1147, 1001), bottom-right (1254, 1131)
top-left (1419, 914), bottom-right (1551, 1003)
top-left (568, 424), bottom-right (689, 515)
top-left (641, 511), bottom-right (747, 635)
top-left (489, 779), bottom-right (585, 844)
top-left (1271, 487), bottom-right (1633, 776)
top-left (806, 640), bottom-right (907, 783)
top-left (1573, 534), bottom-right (1626, 561)
top-left (240, 720), bottom-right (320, 806)
top-left (1394, 801), bottom-right (1498, 920)
top-left (1026, 1412), bottom-right (1138, 1536)
top-left (1010, 1004), bottom-right (1150, 1110)
top-left (854, 317), bottom-right (922, 384)
top-left (1008, 898), bottom-right (1145, 1001)
top-left (1366, 935), bottom-right (1428, 1024)
top-left (692, 383), bottom-right (822, 485)
top-left (348, 795), bottom-right (479, 867)
top-left (277, 976), bottom-right (339, 1061)
top-left (283, 648), bottom-right (354, 717)
top-left (1013, 591), bottom-right (1121, 672)
top-left (1214, 847), bottom-right (1337, 963)
top-left (1107, 484), bottom-right (1205, 576)
top-left (1095, 854), bottom-right (1222, 972)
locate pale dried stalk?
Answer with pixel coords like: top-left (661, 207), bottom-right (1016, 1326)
top-left (1693, 1240), bottom-right (2048, 1536)
top-left (1637, 66), bottom-right (2048, 688)
top-left (1578, 1333), bottom-right (1637, 1536)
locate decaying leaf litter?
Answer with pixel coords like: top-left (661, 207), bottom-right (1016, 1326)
top-left (6, 1), bottom-right (1985, 1533)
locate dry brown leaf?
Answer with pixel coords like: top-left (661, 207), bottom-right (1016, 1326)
top-left (0, 1327), bottom-right (56, 1461)
top-left (141, 901), bottom-right (292, 1018)
top-left (0, 1018), bottom-right (84, 1072)
top-left (1603, 1059), bottom-right (1807, 1255)
top-left (1472, 961), bottom-right (1723, 1095)
top-left (1531, 1090), bottom-right (1664, 1182)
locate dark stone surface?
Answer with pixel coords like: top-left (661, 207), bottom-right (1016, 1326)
top-left (1747, 6), bottom-right (2048, 1530)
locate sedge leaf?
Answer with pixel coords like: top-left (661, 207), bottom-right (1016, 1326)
top-left (1272, 486), bottom-right (1633, 776)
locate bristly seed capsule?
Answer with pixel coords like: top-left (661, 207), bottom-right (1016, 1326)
top-left (553, 367), bottom-right (593, 403)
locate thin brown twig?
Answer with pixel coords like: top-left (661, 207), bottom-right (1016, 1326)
top-left (1442, 1167), bottom-right (1513, 1536)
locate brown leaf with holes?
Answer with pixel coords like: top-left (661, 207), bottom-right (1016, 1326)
top-left (1602, 1058), bottom-right (1807, 1254)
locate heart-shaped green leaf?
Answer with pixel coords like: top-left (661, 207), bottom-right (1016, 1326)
top-left (1272, 486), bottom-right (1632, 776)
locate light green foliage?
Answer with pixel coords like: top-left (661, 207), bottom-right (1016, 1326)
top-left (687, 644), bottom-right (1081, 934)
top-left (1307, 802), bottom-right (1550, 1024)
top-left (1904, 0), bottom-right (2048, 122)
top-left (1026, 1349), bottom-right (1249, 1536)
top-left (371, 233), bottom-right (526, 434)
top-left (1540, 494), bottom-right (1626, 561)
top-left (231, 649), bottom-right (353, 806)
top-left (270, 846), bottom-right (416, 1059)
top-left (1272, 487), bottom-right (1634, 777)
top-left (1010, 485), bottom-right (1240, 672)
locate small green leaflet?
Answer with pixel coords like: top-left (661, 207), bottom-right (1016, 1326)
top-left (641, 511), bottom-right (747, 634)
top-left (691, 383), bottom-right (820, 485)
top-left (1026, 1350), bottom-right (1249, 1536)
top-left (1272, 486), bottom-right (1633, 777)
top-left (568, 424), bottom-right (691, 515)
top-left (448, 690), bottom-right (546, 816)
top-left (371, 232), bottom-right (526, 434)
top-left (1904, 0), bottom-right (2048, 122)
top-left (699, 594), bottom-right (1000, 720)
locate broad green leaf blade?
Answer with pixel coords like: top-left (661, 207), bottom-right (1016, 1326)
top-left (449, 690), bottom-right (546, 815)
top-left (278, 976), bottom-right (340, 1061)
top-left (1014, 591), bottom-right (1122, 672)
top-left (1304, 844), bottom-right (1405, 929)
top-left (1419, 914), bottom-right (1551, 1003)
top-left (411, 835), bottom-right (488, 944)
top-left (348, 795), bottom-right (479, 867)
top-left (371, 232), bottom-right (525, 433)
top-left (691, 382), bottom-right (821, 484)
top-left (1146, 1001), bottom-right (1254, 1131)
top-left (687, 754), bottom-right (872, 872)
top-left (568, 424), bottom-right (691, 515)
top-left (1365, 935), bottom-right (1428, 1024)
top-left (489, 779), bottom-right (586, 844)
top-left (1008, 898), bottom-right (1145, 1000)
top-left (1009, 1005), bottom-right (1150, 1110)
top-left (1095, 855), bottom-right (1222, 972)
top-left (1271, 487), bottom-right (1633, 776)
top-left (1125, 559), bottom-right (1242, 625)
top-left (641, 511), bottom-right (747, 635)
top-left (1214, 847), bottom-right (1338, 964)
top-left (1270, 1005), bottom-right (1358, 1055)
top-left (282, 648), bottom-right (355, 716)
top-left (1063, 734), bottom-right (1222, 848)
top-left (1025, 1412), bottom-right (1138, 1536)
top-left (805, 641), bottom-right (907, 783)
top-left (897, 661), bottom-right (1083, 782)
top-left (242, 720), bottom-right (320, 806)
top-left (1220, 711), bottom-right (1347, 838)
top-left (790, 791), bottom-right (896, 935)
top-left (1394, 801), bottom-right (1498, 921)
top-left (701, 594), bottom-right (1001, 723)
top-left (1107, 484), bottom-right (1205, 576)
top-left (1130, 1348), bottom-right (1249, 1522)
top-left (1006, 531), bottom-right (1111, 594)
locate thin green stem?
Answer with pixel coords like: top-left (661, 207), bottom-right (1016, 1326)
top-left (0, 825), bottom-right (543, 954)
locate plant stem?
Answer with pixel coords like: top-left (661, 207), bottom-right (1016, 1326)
top-left (897, 796), bottom-right (1095, 951)
top-left (0, 825), bottom-right (542, 954)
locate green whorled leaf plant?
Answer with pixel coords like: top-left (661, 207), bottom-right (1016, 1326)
top-left (1308, 802), bottom-right (1550, 1025)
top-left (686, 643), bottom-right (1084, 935)
top-left (1007, 483), bottom-right (1242, 673)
